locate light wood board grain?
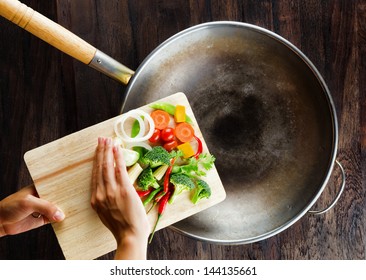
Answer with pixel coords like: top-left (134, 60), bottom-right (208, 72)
top-left (24, 92), bottom-right (226, 260)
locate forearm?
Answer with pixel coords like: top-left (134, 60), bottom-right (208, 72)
top-left (114, 235), bottom-right (148, 260)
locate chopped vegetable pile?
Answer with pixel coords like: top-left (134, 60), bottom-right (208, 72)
top-left (113, 98), bottom-right (215, 243)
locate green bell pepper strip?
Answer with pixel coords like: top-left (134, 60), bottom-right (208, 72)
top-left (131, 117), bottom-right (143, 138)
top-left (143, 187), bottom-right (163, 206)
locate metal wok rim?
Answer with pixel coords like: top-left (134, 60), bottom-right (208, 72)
top-left (122, 21), bottom-right (339, 244)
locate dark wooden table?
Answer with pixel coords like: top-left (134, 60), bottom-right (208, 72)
top-left (0, 0), bottom-right (365, 260)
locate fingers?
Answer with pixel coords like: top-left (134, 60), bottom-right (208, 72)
top-left (103, 138), bottom-right (117, 190)
top-left (92, 137), bottom-right (122, 210)
top-left (91, 137), bottom-right (105, 206)
top-left (95, 137), bottom-right (106, 189)
top-left (16, 185), bottom-right (64, 223)
top-left (113, 145), bottom-right (126, 173)
top-left (91, 139), bottom-right (101, 192)
top-left (113, 145), bottom-right (132, 188)
top-left (26, 195), bottom-right (65, 222)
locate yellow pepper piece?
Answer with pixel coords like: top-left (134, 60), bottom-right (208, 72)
top-left (174, 105), bottom-right (186, 123)
top-left (177, 142), bottom-right (195, 158)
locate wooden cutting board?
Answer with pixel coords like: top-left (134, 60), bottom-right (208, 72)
top-left (24, 92), bottom-right (226, 260)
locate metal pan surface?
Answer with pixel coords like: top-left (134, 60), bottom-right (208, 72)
top-left (121, 22), bottom-right (338, 243)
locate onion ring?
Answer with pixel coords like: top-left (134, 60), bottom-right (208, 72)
top-left (114, 109), bottom-right (155, 143)
top-left (125, 141), bottom-right (153, 151)
top-left (129, 115), bottom-right (146, 139)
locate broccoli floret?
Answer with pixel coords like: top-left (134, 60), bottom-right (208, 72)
top-left (169, 173), bottom-right (195, 203)
top-left (191, 179), bottom-right (211, 204)
top-left (137, 167), bottom-right (160, 190)
top-left (140, 146), bottom-right (171, 168)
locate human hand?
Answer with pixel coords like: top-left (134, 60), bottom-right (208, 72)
top-left (0, 185), bottom-right (65, 237)
top-left (91, 137), bottom-right (150, 260)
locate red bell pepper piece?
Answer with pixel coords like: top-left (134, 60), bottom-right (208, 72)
top-left (136, 189), bottom-right (151, 198)
top-left (163, 158), bottom-right (175, 193)
top-left (193, 135), bottom-right (203, 159)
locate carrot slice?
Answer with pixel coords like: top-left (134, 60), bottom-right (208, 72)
top-left (175, 122), bottom-right (194, 143)
top-left (150, 110), bottom-right (170, 130)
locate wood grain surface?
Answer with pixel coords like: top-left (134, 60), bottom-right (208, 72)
top-left (0, 0), bottom-right (365, 260)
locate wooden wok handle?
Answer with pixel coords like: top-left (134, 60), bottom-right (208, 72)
top-left (0, 0), bottom-right (95, 64)
top-left (0, 0), bottom-right (134, 84)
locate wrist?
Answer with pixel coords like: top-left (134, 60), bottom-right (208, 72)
top-left (115, 233), bottom-right (148, 260)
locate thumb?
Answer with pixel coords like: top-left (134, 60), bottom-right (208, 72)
top-left (27, 196), bottom-right (65, 222)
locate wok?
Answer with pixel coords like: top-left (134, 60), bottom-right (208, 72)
top-left (1, 0), bottom-right (345, 244)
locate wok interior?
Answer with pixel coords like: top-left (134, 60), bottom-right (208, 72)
top-left (123, 23), bottom-right (336, 242)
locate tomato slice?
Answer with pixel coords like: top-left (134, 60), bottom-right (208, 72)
top-left (163, 140), bottom-right (178, 152)
top-left (161, 127), bottom-right (175, 142)
top-left (175, 122), bottom-right (194, 143)
top-left (150, 110), bottom-right (170, 130)
top-left (148, 128), bottom-right (161, 143)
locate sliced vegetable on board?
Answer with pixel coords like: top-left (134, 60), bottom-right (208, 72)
top-left (175, 122), bottom-right (194, 143)
top-left (169, 173), bottom-right (195, 203)
top-left (114, 109), bottom-right (155, 143)
top-left (193, 135), bottom-right (203, 159)
top-left (127, 162), bottom-right (143, 184)
top-left (163, 139), bottom-right (178, 152)
top-left (153, 165), bottom-right (169, 181)
top-left (150, 102), bottom-right (193, 124)
top-left (121, 148), bottom-right (140, 167)
top-left (174, 105), bottom-right (186, 123)
top-left (163, 158), bottom-right (176, 193)
top-left (191, 179), bottom-right (212, 204)
top-left (177, 142), bottom-right (195, 158)
top-left (137, 167), bottom-right (160, 190)
top-left (131, 118), bottom-right (141, 138)
top-left (150, 110), bottom-right (170, 130)
top-left (160, 127), bottom-right (175, 142)
top-left (112, 95), bottom-right (217, 243)
top-left (140, 146), bottom-right (171, 168)
top-left (148, 128), bottom-right (161, 143)
top-left (136, 189), bottom-right (152, 198)
top-left (143, 187), bottom-right (163, 206)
